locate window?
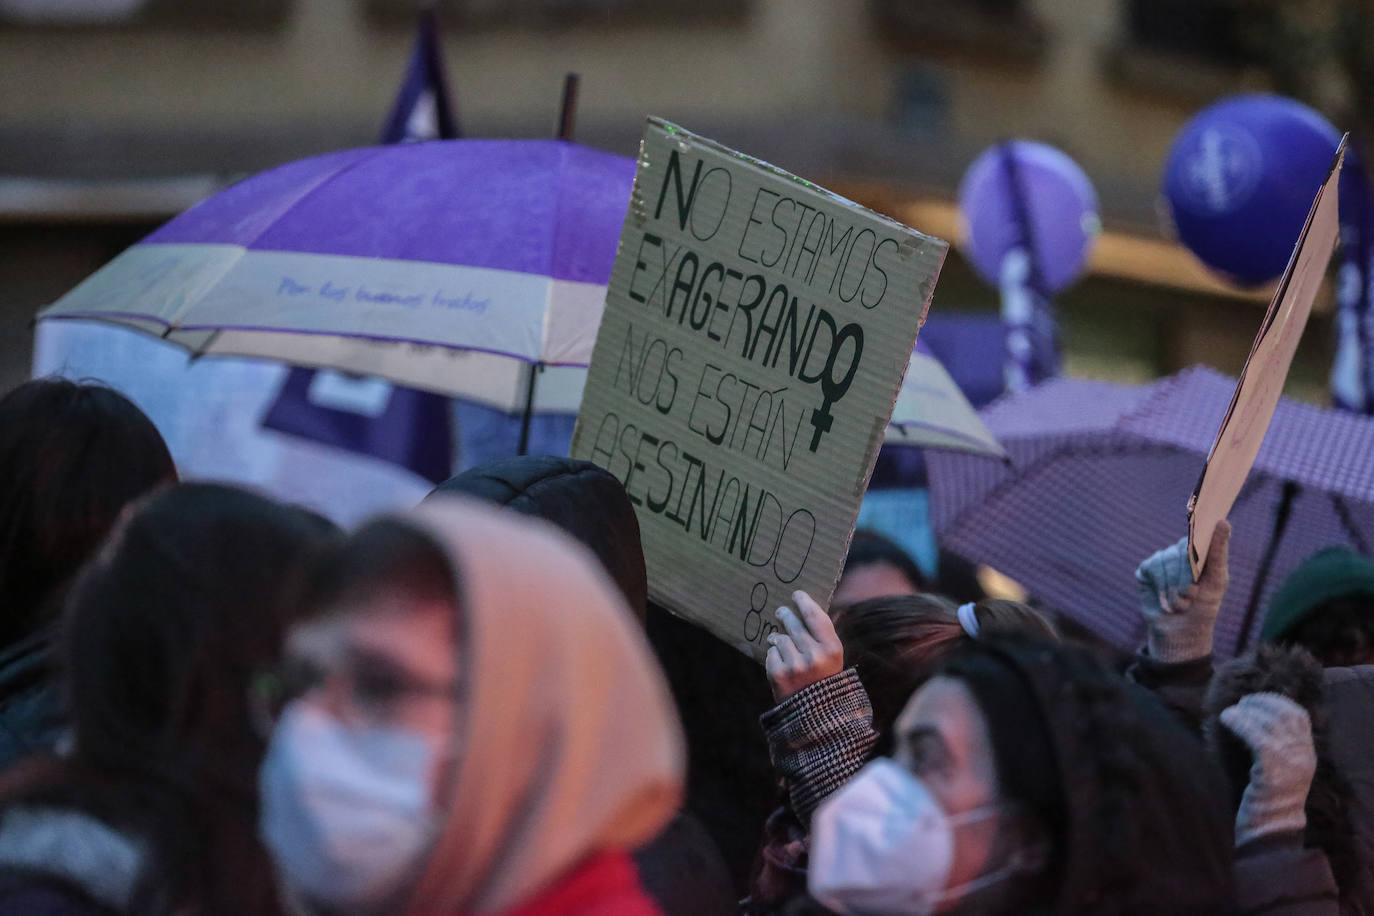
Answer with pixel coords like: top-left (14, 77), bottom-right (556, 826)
top-left (1122, 0), bottom-right (1250, 66)
top-left (1106, 0), bottom-right (1255, 100)
top-left (870, 0), bottom-right (1045, 65)
top-left (362, 0), bottom-right (749, 29)
top-left (0, 0), bottom-right (292, 29)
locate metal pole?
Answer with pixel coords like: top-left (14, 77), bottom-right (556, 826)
top-left (516, 363), bottom-right (540, 456)
top-left (1237, 480), bottom-right (1301, 651)
top-left (516, 73), bottom-right (579, 456)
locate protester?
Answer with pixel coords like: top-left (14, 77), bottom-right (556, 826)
top-left (0, 483), bottom-right (335, 915)
top-left (428, 456), bottom-right (734, 915)
top-left (1132, 523), bottom-right (1354, 912)
top-left (1262, 547), bottom-right (1374, 667)
top-left (746, 591), bottom-right (1056, 912)
top-left (832, 530), bottom-right (927, 607)
top-left (1319, 666), bottom-right (1374, 912)
top-left (429, 457), bottom-right (648, 618)
top-left (0, 378), bottom-right (176, 770)
top-left (647, 600), bottom-right (778, 896)
top-left (434, 461), bottom-right (772, 899)
top-left (257, 495), bottom-right (684, 915)
top-left (809, 639), bottom-right (1236, 914)
top-left (1204, 645), bottom-right (1354, 910)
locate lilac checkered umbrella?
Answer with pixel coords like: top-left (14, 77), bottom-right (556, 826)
top-left (926, 366), bottom-right (1374, 656)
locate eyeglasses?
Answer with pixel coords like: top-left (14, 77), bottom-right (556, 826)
top-left (250, 635), bottom-right (459, 736)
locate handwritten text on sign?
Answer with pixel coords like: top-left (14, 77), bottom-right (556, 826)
top-left (572, 120), bottom-right (947, 659)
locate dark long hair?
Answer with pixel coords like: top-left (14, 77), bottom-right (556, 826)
top-left (0, 378), bottom-right (175, 647)
top-left (2, 483), bottom-right (338, 915)
top-left (832, 594), bottom-right (964, 753)
top-left (303, 516), bottom-right (457, 620)
top-left (945, 640), bottom-right (1235, 914)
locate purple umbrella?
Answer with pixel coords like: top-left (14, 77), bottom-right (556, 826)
top-left (927, 366), bottom-right (1374, 655)
top-left (38, 140), bottom-right (636, 409)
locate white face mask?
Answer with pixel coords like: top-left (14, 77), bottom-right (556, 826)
top-left (809, 758), bottom-right (1029, 916)
top-left (258, 701), bottom-right (442, 911)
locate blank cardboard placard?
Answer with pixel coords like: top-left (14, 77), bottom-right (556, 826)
top-left (1188, 135), bottom-right (1348, 579)
top-left (572, 119), bottom-right (948, 659)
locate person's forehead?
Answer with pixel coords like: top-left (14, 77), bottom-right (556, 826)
top-left (894, 676), bottom-right (994, 757)
top-left (835, 560), bottom-right (920, 602)
top-left (290, 596), bottom-right (455, 664)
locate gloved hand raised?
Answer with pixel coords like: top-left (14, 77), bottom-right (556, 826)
top-left (765, 591), bottom-right (844, 702)
top-left (1220, 692), bottom-right (1317, 847)
top-left (1134, 520), bottom-right (1231, 663)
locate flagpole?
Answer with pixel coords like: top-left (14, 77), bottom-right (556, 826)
top-left (517, 72), bottom-right (580, 457)
top-left (557, 72), bottom-right (579, 143)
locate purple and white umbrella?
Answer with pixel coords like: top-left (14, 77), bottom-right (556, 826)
top-left (451, 335), bottom-right (1006, 464)
top-left (884, 339), bottom-right (1005, 459)
top-left (38, 139), bottom-right (636, 412)
top-left (927, 366), bottom-right (1374, 656)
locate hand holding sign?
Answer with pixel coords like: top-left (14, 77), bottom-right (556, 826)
top-left (765, 591), bottom-right (844, 701)
top-left (1188, 136), bottom-right (1348, 578)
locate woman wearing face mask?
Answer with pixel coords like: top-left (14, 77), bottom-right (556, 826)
top-left (809, 639), bottom-right (1236, 915)
top-left (430, 456), bottom-right (736, 916)
top-left (257, 495), bottom-right (685, 915)
top-left (746, 595), bottom-right (1056, 913)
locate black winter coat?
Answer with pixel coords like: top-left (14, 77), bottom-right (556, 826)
top-left (0, 633), bottom-right (62, 773)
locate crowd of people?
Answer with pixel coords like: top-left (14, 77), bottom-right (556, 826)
top-left (0, 374), bottom-right (1371, 915)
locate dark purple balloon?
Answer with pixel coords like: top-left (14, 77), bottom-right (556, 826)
top-left (958, 140), bottom-right (1100, 295)
top-left (1163, 94), bottom-right (1340, 288)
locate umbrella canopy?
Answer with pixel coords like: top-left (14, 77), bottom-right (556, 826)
top-left (454, 338), bottom-right (1006, 462)
top-left (38, 139), bottom-right (636, 410)
top-left (927, 366), bottom-right (1374, 656)
top-left (884, 341), bottom-right (1005, 459)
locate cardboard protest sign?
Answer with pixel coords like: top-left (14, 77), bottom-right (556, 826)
top-left (571, 119), bottom-right (947, 659)
top-left (1188, 135), bottom-right (1348, 578)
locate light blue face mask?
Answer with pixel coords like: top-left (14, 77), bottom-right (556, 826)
top-left (258, 702), bottom-right (442, 911)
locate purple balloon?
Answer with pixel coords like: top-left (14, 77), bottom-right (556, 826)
top-left (958, 140), bottom-right (1101, 294)
top-left (1163, 94), bottom-right (1340, 288)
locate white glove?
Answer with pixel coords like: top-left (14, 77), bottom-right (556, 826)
top-left (1134, 521), bottom-right (1230, 662)
top-left (1220, 692), bottom-right (1316, 847)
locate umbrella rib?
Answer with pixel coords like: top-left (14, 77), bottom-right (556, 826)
top-left (1331, 492), bottom-right (1373, 555)
top-left (231, 146), bottom-right (399, 257)
top-left (146, 147), bottom-right (398, 334)
top-left (540, 141), bottom-right (571, 360)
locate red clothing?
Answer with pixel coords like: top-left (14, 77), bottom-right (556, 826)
top-left (433, 851), bottom-right (662, 916)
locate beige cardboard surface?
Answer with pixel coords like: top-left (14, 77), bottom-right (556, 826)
top-left (571, 119), bottom-right (947, 659)
top-left (1188, 136), bottom-right (1347, 579)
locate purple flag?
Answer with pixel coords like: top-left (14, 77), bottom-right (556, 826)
top-left (1333, 150), bottom-right (1374, 414)
top-left (380, 7), bottom-right (460, 145)
top-left (262, 8), bottom-right (457, 482)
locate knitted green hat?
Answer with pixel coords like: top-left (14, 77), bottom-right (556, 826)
top-left (1261, 547), bottom-right (1374, 643)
